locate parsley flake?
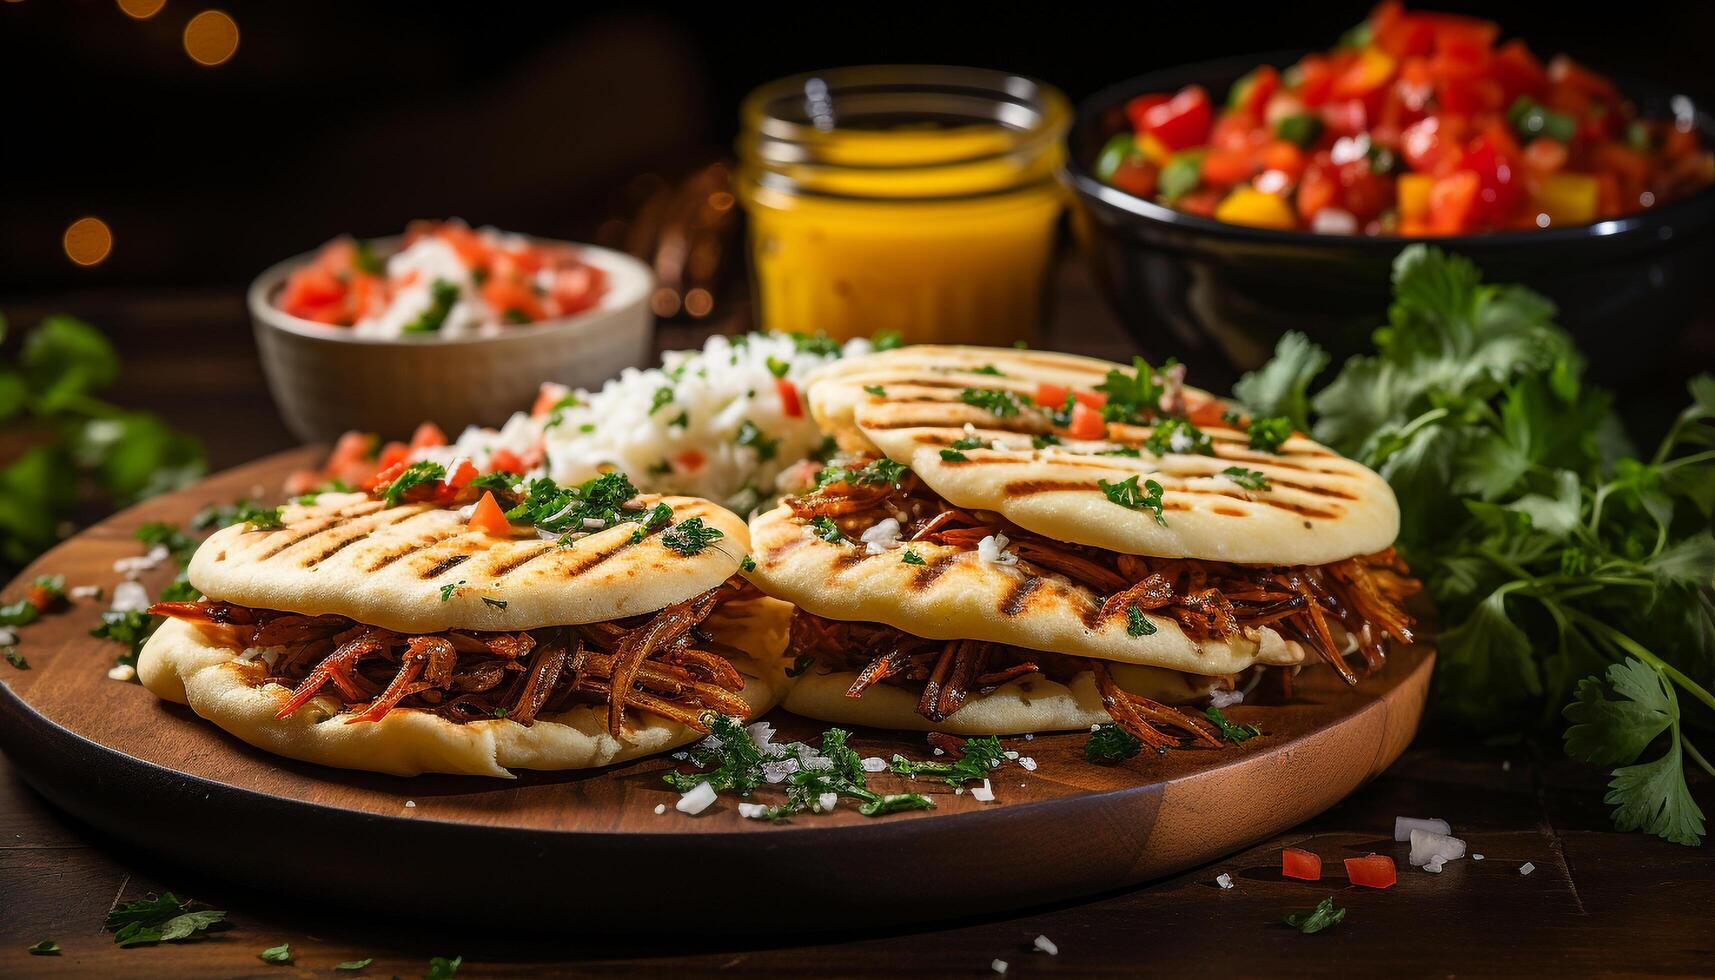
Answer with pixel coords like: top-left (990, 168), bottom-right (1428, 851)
top-left (1205, 705), bottom-right (1261, 742)
top-left (1143, 417), bottom-right (1213, 456)
top-left (336, 959), bottom-right (374, 971)
top-left (740, 554), bottom-right (757, 573)
top-left (28, 940), bottom-right (59, 956)
top-left (864, 385), bottom-right (887, 397)
top-left (1284, 897), bottom-right (1346, 934)
top-left (1125, 606), bottom-right (1157, 637)
top-left (735, 420), bottom-right (779, 461)
top-left (940, 449), bottom-right (969, 462)
top-left (1098, 475), bottom-right (1168, 526)
top-left (1222, 466), bottom-right (1271, 491)
top-left (648, 386), bottom-right (675, 415)
top-left (971, 364), bottom-right (1005, 376)
top-left (1085, 723), bottom-right (1143, 762)
top-left (901, 549), bottom-right (926, 565)
top-left (809, 516), bottom-right (844, 543)
top-left (661, 517), bottom-right (725, 556)
top-left (889, 735), bottom-right (1006, 786)
top-left (380, 461), bottom-right (446, 507)
top-left (259, 943), bottom-right (292, 964)
top-left (438, 580), bottom-right (465, 602)
top-left (766, 356), bottom-right (790, 378)
top-left (959, 387), bottom-right (1030, 418)
top-left (401, 279), bottom-right (460, 334)
top-left (1246, 414), bottom-right (1294, 453)
top-left (105, 893), bottom-right (227, 947)
top-left (481, 596), bottom-right (508, 610)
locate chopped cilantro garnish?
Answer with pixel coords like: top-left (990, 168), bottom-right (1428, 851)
top-left (871, 329), bottom-right (903, 351)
top-left (971, 364), bottom-right (1005, 376)
top-left (648, 386), bottom-right (675, 416)
top-left (668, 410), bottom-right (689, 428)
top-left (1098, 446), bottom-right (1142, 457)
top-left (380, 461), bottom-right (446, 507)
top-left (1246, 415), bottom-right (1294, 453)
top-left (790, 332), bottom-right (842, 356)
top-left (809, 516), bottom-right (844, 543)
top-left (336, 959), bottom-right (374, 971)
top-left (1098, 475), bottom-right (1168, 526)
top-left (259, 943), bottom-right (292, 964)
top-left (739, 554), bottom-right (757, 573)
top-left (1126, 606), bottom-right (1157, 637)
top-left (901, 549), bottom-right (926, 565)
top-left (505, 472), bottom-right (642, 533)
top-left (889, 735), bottom-right (1006, 786)
top-left (940, 449), bottom-right (968, 462)
top-left (949, 435), bottom-right (985, 451)
top-left (1085, 723), bottom-right (1143, 762)
top-left (811, 436), bottom-right (839, 462)
top-left (481, 597), bottom-right (507, 610)
top-left (647, 459), bottom-right (672, 476)
top-left (661, 517), bottom-right (725, 556)
top-left (766, 356), bottom-right (790, 378)
top-left (959, 387), bottom-right (1030, 418)
top-left (27, 940), bottom-right (59, 955)
top-left (1095, 355), bottom-right (1168, 424)
top-left (427, 956), bottom-right (463, 979)
top-left (814, 457), bottom-right (907, 489)
top-left (401, 279), bottom-right (460, 334)
top-left (735, 420), bottom-right (779, 461)
top-left (1205, 705), bottom-right (1261, 742)
top-left (1284, 897), bottom-right (1346, 934)
top-left (1143, 417), bottom-right (1213, 456)
top-left (863, 385), bottom-right (887, 397)
top-left (352, 238), bottom-right (384, 275)
top-left (1221, 466), bottom-right (1271, 491)
top-left (629, 501), bottom-right (674, 543)
top-left (192, 499), bottom-right (282, 530)
top-left (438, 580), bottom-right (464, 601)
top-left (105, 893), bottom-right (227, 947)
top-left (1032, 433), bottom-right (1061, 449)
top-left (4, 650), bottom-right (26, 670)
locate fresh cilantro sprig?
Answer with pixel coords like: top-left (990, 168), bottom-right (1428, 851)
top-left (1236, 245), bottom-right (1715, 845)
top-left (1095, 355), bottom-right (1168, 424)
top-left (105, 893), bottom-right (227, 947)
top-left (814, 457), bottom-right (907, 489)
top-left (660, 517), bottom-right (724, 556)
top-left (505, 472), bottom-right (644, 534)
top-left (1098, 475), bottom-right (1168, 527)
top-left (959, 387), bottom-right (1030, 418)
top-left (889, 735), bottom-right (1007, 786)
top-left (379, 461), bottom-right (446, 507)
top-left (1085, 723), bottom-right (1143, 762)
top-left (1144, 417), bottom-right (1213, 457)
top-left (1205, 706), bottom-right (1261, 743)
top-left (1284, 897), bottom-right (1346, 934)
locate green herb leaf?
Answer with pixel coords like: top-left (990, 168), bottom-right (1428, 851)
top-left (1085, 723), bottom-right (1143, 762)
top-left (648, 386), bottom-right (675, 415)
top-left (27, 940), bottom-right (59, 955)
top-left (1158, 152), bottom-right (1204, 203)
top-left (4, 649), bottom-right (27, 670)
top-left (259, 943), bottom-right (292, 964)
top-left (809, 516), bottom-right (843, 543)
top-left (901, 549), bottom-right (926, 566)
top-left (958, 387), bottom-right (1030, 418)
top-left (1284, 897), bottom-right (1346, 934)
top-left (1204, 705), bottom-right (1261, 743)
top-left (401, 279), bottom-right (460, 334)
top-left (814, 457), bottom-right (907, 489)
top-left (1095, 356), bottom-right (1167, 424)
top-left (739, 554), bottom-right (757, 573)
top-left (661, 517), bottom-right (724, 556)
top-left (336, 958), bottom-right (374, 971)
top-left (971, 364), bottom-right (1005, 376)
top-left (1098, 476), bottom-right (1168, 526)
top-left (735, 420), bottom-right (779, 461)
top-left (629, 501), bottom-right (674, 543)
top-left (427, 955), bottom-right (463, 979)
top-left (1245, 415), bottom-right (1294, 453)
top-left (1125, 606), bottom-right (1157, 637)
top-left (1031, 433), bottom-right (1061, 449)
top-left (1234, 331), bottom-right (1328, 431)
top-left (939, 448), bottom-right (968, 462)
top-left (1144, 417), bottom-right (1213, 456)
top-left (889, 735), bottom-right (1006, 786)
top-left (864, 385), bottom-right (887, 397)
top-left (870, 329), bottom-right (903, 352)
top-left (1221, 466), bottom-right (1271, 491)
top-left (106, 893), bottom-right (226, 946)
top-left (380, 462), bottom-right (446, 507)
top-left (766, 356), bottom-right (791, 378)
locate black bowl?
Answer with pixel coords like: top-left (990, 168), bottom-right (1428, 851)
top-left (1062, 51), bottom-right (1715, 394)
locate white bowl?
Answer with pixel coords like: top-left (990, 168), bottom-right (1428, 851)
top-left (249, 237), bottom-right (655, 443)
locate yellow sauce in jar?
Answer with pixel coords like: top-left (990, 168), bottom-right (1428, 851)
top-left (739, 67), bottom-right (1070, 346)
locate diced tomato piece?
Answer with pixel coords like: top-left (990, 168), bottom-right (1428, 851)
top-left (672, 449), bottom-right (706, 472)
top-left (1321, 98), bottom-right (1369, 139)
top-left (1259, 140), bottom-right (1307, 182)
top-left (1522, 137), bottom-right (1568, 174)
top-left (435, 222), bottom-right (491, 270)
top-left (467, 491), bottom-right (511, 537)
top-left (1295, 55), bottom-right (1336, 107)
top-left (549, 265), bottom-right (606, 317)
top-left (1489, 39), bottom-right (1548, 102)
top-left (1331, 47), bottom-right (1397, 100)
top-left (1187, 398), bottom-right (1232, 428)
top-left (1109, 158), bottom-right (1158, 198)
top-left (444, 457), bottom-right (477, 489)
top-left (410, 422), bottom-right (448, 450)
top-left (487, 448), bottom-right (524, 474)
top-left (279, 265), bottom-right (348, 321)
top-left (1201, 148), bottom-right (1257, 188)
top-left (1400, 116), bottom-right (1447, 172)
top-left (1229, 65), bottom-right (1279, 118)
top-left (532, 383), bottom-right (572, 419)
top-left (776, 377), bottom-right (803, 418)
top-left (1296, 154), bottom-right (1339, 220)
top-left (1068, 402), bottom-right (1106, 441)
top-left (1335, 159), bottom-right (1393, 222)
top-left (481, 276), bottom-right (546, 324)
top-left (1037, 382), bottom-right (1070, 408)
top-left (1344, 853), bottom-right (1397, 889)
top-left (1123, 94), bottom-right (1170, 135)
top-left (1176, 188), bottom-right (1224, 217)
top-left (368, 460), bottom-right (408, 492)
top-left (1072, 389), bottom-right (1108, 411)
top-left (284, 469), bottom-right (321, 496)
top-left (1428, 170), bottom-right (1481, 233)
top-left (1141, 86), bottom-right (1213, 152)
top-left (375, 441), bottom-right (409, 472)
top-left (1422, 12), bottom-right (1498, 53)
top-left (1282, 847), bottom-right (1322, 881)
top-left (329, 431), bottom-right (377, 467)
top-left (1548, 55), bottom-right (1618, 105)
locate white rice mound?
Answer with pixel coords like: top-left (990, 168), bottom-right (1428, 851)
top-left (543, 333), bottom-right (873, 511)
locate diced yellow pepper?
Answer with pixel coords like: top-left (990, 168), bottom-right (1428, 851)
top-left (1137, 132), bottom-right (1173, 166)
top-left (1397, 173), bottom-right (1433, 223)
top-left (1214, 186), bottom-right (1296, 229)
top-left (1533, 173), bottom-right (1599, 227)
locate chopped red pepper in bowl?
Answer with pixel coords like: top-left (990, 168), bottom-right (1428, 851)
top-left (1092, 2), bottom-right (1714, 235)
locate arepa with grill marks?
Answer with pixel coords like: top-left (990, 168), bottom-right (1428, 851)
top-left (805, 345), bottom-right (1399, 565)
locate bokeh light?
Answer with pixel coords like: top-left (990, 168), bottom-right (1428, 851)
top-left (183, 9), bottom-right (238, 66)
top-left (64, 218), bottom-right (114, 267)
top-left (117, 0), bottom-right (167, 19)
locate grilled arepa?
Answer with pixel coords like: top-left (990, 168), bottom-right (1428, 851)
top-left (746, 345), bottom-right (1420, 745)
top-left (806, 345), bottom-right (1399, 565)
top-left (139, 481), bottom-right (791, 777)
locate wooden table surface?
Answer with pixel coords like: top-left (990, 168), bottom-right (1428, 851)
top-left (1, 267), bottom-right (1711, 977)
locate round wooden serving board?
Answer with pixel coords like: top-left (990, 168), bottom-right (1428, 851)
top-left (0, 449), bottom-right (1433, 933)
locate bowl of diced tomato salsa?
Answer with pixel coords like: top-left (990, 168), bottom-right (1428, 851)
top-left (250, 220), bottom-right (654, 443)
top-left (1063, 2), bottom-right (1715, 391)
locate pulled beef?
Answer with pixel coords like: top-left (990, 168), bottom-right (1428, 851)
top-left (150, 579), bottom-right (754, 734)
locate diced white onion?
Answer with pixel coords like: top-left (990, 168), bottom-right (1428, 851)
top-left (107, 664), bottom-right (136, 682)
top-left (404, 800), bottom-right (416, 808)
top-left (0, 628), bottom-right (15, 647)
top-left (1395, 816), bottom-right (1452, 841)
top-left (1018, 757), bottom-right (1037, 772)
top-left (737, 802), bottom-right (769, 819)
top-left (861, 756), bottom-right (888, 773)
top-left (970, 778), bottom-right (996, 803)
top-left (1409, 828), bottom-right (1467, 867)
top-left (1210, 687), bottom-right (1245, 709)
top-left (1520, 862), bottom-right (1535, 876)
top-left (746, 721), bottom-right (776, 749)
top-left (861, 518), bottom-right (902, 555)
top-left (653, 803), bottom-right (666, 815)
top-left (977, 533), bottom-right (1017, 565)
top-left (70, 585), bottom-right (101, 600)
top-left (675, 781), bottom-right (717, 815)
top-left (991, 960), bottom-right (1008, 975)
top-left (1472, 853), bottom-right (1484, 861)
top-left (1423, 858), bottom-right (1444, 874)
top-left (109, 581), bottom-right (151, 614)
top-left (1215, 873), bottom-right (1234, 889)
top-left (816, 792), bottom-right (838, 812)
top-left (1033, 935), bottom-right (1058, 955)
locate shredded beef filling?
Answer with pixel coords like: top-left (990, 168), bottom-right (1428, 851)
top-left (149, 578), bottom-right (756, 734)
top-left (785, 461), bottom-right (1423, 746)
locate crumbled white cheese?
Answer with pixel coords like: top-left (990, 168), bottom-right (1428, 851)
top-left (1209, 687), bottom-right (1245, 709)
top-left (1409, 828), bottom-right (1467, 867)
top-left (1519, 862), bottom-right (1535, 876)
top-left (113, 544), bottom-right (171, 579)
top-left (670, 751), bottom-right (689, 761)
top-left (737, 802), bottom-right (768, 819)
top-left (109, 580), bottom-right (151, 615)
top-left (70, 585), bottom-right (102, 600)
top-left (456, 505), bottom-right (477, 521)
top-left (861, 518), bottom-right (902, 555)
top-left (1023, 733), bottom-right (1033, 741)
top-left (1424, 858), bottom-right (1444, 874)
top-left (970, 779), bottom-right (995, 803)
top-left (107, 664), bottom-right (136, 682)
top-left (976, 532), bottom-right (1018, 565)
top-left (1018, 757), bottom-right (1037, 772)
top-left (861, 756), bottom-right (888, 773)
top-left (0, 628), bottom-right (15, 647)
top-left (1394, 816), bottom-right (1452, 842)
top-left (675, 781), bottom-right (717, 815)
top-left (1215, 873), bottom-right (1234, 889)
top-left (816, 792), bottom-right (838, 813)
top-left (991, 960), bottom-right (1008, 974)
top-left (653, 803), bottom-right (667, 815)
top-left (1167, 429), bottom-right (1194, 453)
top-left (1033, 935), bottom-right (1058, 955)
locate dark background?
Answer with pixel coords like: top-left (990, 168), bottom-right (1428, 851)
top-left (4, 0), bottom-right (1713, 296)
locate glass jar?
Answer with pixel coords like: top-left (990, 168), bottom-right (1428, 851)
top-left (738, 66), bottom-right (1070, 346)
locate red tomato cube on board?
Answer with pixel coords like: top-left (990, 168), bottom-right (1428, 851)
top-left (1345, 854), bottom-right (1397, 889)
top-left (1282, 847), bottom-right (1322, 880)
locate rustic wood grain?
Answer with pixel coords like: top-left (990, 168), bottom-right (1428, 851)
top-left (0, 448), bottom-right (1432, 937)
